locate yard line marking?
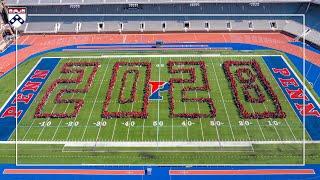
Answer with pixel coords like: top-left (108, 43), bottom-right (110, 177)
top-left (111, 57), bottom-right (138, 141)
top-left (240, 56), bottom-right (280, 141)
top-left (210, 60), bottom-right (235, 141)
top-left (248, 103), bottom-right (267, 141)
top-left (262, 100), bottom-right (281, 140)
top-left (171, 117), bottom-right (174, 141)
top-left (260, 103), bottom-right (282, 141)
top-left (238, 56), bottom-right (266, 141)
top-left (141, 57), bottom-right (153, 141)
top-left (156, 57), bottom-right (161, 144)
top-left (280, 53), bottom-right (313, 141)
top-left (126, 101), bottom-right (135, 141)
top-left (249, 59), bottom-right (281, 140)
top-left (80, 60), bottom-right (111, 141)
top-left (36, 59), bottom-right (78, 141)
top-left (141, 119), bottom-right (146, 141)
top-left (177, 57), bottom-right (189, 141)
top-left (53, 58), bottom-right (96, 140)
top-left (14, 58), bottom-right (61, 141)
top-left (262, 60), bottom-right (298, 141)
top-left (95, 119), bottom-right (105, 142)
top-left (168, 73), bottom-right (176, 141)
top-left (91, 61), bottom-right (111, 142)
top-left (126, 57), bottom-right (138, 141)
top-left (110, 105), bottom-right (121, 141)
top-left (201, 60), bottom-right (222, 141)
top-left (187, 57), bottom-right (205, 141)
top-left (90, 61), bottom-right (111, 142)
top-left (51, 78), bottom-right (82, 141)
top-left (313, 73), bottom-right (320, 87)
top-left (126, 57), bottom-right (152, 141)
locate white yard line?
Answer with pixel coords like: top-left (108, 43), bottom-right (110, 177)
top-left (36, 59), bottom-right (78, 141)
top-left (237, 57), bottom-right (266, 141)
top-left (210, 61), bottom-right (235, 141)
top-left (261, 60), bottom-right (298, 141)
top-left (197, 60), bottom-right (221, 141)
top-left (249, 103), bottom-right (268, 141)
top-left (280, 55), bottom-right (320, 108)
top-left (0, 58), bottom-right (43, 113)
top-left (7, 58), bottom-right (54, 140)
top-left (141, 119), bottom-right (146, 141)
top-left (283, 118), bottom-right (297, 141)
top-left (110, 58), bottom-right (135, 141)
top-left (22, 59), bottom-right (72, 141)
top-left (88, 61), bottom-right (111, 142)
top-left (92, 63), bottom-right (111, 142)
top-left (126, 57), bottom-right (152, 141)
top-left (194, 91), bottom-right (205, 141)
top-left (53, 59), bottom-right (97, 140)
top-left (110, 105), bottom-right (121, 141)
top-left (176, 58), bottom-right (190, 141)
top-left (260, 102), bottom-right (282, 140)
top-left (16, 55), bottom-right (309, 143)
top-left (156, 57), bottom-right (161, 143)
top-left (51, 80), bottom-right (82, 140)
top-left (205, 87), bottom-right (221, 141)
top-left (80, 60), bottom-right (111, 141)
top-left (169, 72), bottom-right (176, 141)
top-left (187, 57), bottom-right (205, 141)
top-left (313, 73), bottom-right (320, 87)
top-left (171, 116), bottom-right (174, 141)
top-left (126, 57), bottom-right (137, 141)
top-left (141, 57), bottom-right (153, 141)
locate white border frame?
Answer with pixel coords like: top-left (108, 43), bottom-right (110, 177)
top-left (10, 9), bottom-right (308, 167)
top-left (10, 52), bottom-right (313, 166)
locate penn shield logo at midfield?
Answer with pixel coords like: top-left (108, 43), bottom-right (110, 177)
top-left (149, 81), bottom-right (170, 100)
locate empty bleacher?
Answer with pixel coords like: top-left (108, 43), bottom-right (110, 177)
top-left (5, 2), bottom-right (319, 47)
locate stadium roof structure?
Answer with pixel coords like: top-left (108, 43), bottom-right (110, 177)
top-left (4, 0), bottom-right (320, 6)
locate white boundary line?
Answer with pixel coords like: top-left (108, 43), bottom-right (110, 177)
top-left (9, 12), bottom-right (307, 167)
top-left (261, 61), bottom-right (297, 141)
top-left (15, 29), bottom-right (18, 166)
top-left (80, 60), bottom-right (111, 141)
top-left (11, 53), bottom-right (315, 166)
top-left (20, 59), bottom-right (70, 141)
top-left (0, 58), bottom-right (43, 113)
top-left (280, 55), bottom-right (320, 108)
top-left (28, 14), bottom-right (304, 17)
top-left (3, 140), bottom-right (320, 145)
top-left (5, 54), bottom-right (315, 141)
top-left (40, 54), bottom-right (285, 58)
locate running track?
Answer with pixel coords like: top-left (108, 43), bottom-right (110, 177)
top-left (0, 32), bottom-right (319, 75)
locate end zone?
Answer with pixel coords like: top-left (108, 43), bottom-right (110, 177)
top-left (0, 58), bottom-right (60, 141)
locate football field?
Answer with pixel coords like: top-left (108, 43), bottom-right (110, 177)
top-left (12, 54), bottom-right (304, 143)
top-left (2, 51), bottom-right (318, 165)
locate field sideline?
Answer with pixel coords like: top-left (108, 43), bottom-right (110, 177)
top-left (10, 54), bottom-right (304, 142)
top-left (0, 50), bottom-right (319, 165)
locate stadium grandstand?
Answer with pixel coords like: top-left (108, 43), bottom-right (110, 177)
top-left (0, 3), bottom-right (13, 52)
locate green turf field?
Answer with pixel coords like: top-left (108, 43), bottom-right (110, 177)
top-left (12, 55), bottom-right (305, 143)
top-left (1, 51), bottom-right (318, 165)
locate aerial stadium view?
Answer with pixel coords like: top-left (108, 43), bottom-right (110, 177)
top-left (0, 0), bottom-right (319, 179)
